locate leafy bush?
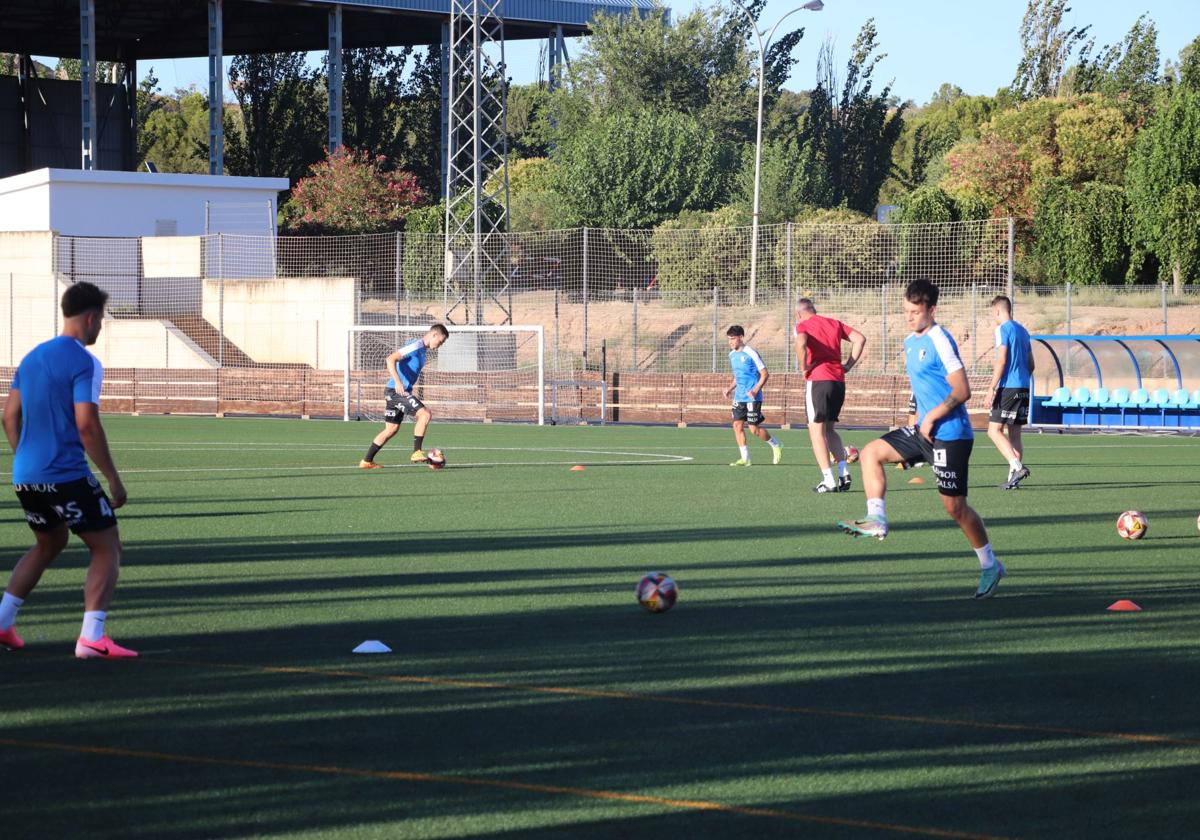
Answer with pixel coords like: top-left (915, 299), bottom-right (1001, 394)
top-left (650, 206), bottom-right (752, 301)
top-left (280, 147), bottom-right (425, 235)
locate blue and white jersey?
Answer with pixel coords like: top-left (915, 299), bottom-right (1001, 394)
top-left (994, 319), bottom-right (1032, 389)
top-left (729, 345), bottom-right (767, 403)
top-left (10, 335), bottom-right (103, 484)
top-left (386, 338), bottom-right (428, 392)
top-left (904, 324), bottom-right (972, 441)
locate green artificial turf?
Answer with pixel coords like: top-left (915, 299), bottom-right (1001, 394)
top-left (2, 416), bottom-right (1198, 839)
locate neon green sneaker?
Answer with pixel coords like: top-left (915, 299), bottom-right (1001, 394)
top-left (729, 458), bottom-right (751, 467)
top-left (772, 444), bottom-right (783, 465)
top-left (974, 561), bottom-right (1006, 600)
top-left (837, 515), bottom-right (888, 540)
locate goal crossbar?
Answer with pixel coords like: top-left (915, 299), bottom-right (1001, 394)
top-left (344, 324), bottom-right (545, 425)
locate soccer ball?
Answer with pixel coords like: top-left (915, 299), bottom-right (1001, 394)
top-left (1116, 510), bottom-right (1148, 540)
top-left (636, 572), bottom-right (678, 613)
top-left (426, 448), bottom-right (446, 470)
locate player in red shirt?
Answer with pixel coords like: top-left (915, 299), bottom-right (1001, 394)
top-left (793, 298), bottom-right (866, 493)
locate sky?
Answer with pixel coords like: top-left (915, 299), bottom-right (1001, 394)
top-left (72, 0), bottom-right (1200, 108)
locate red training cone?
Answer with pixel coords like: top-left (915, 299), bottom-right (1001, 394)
top-left (570, 465), bottom-right (586, 472)
top-left (1106, 600), bottom-right (1142, 612)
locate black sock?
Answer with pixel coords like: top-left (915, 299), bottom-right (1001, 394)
top-left (413, 435), bottom-right (424, 452)
top-left (364, 443), bottom-right (382, 462)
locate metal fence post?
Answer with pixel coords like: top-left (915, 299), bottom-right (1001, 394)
top-left (394, 231), bottom-right (402, 326)
top-left (8, 273), bottom-right (13, 366)
top-left (1006, 217), bottom-right (1015, 304)
top-left (631, 288), bottom-right (638, 373)
top-left (582, 227), bottom-right (589, 369)
top-left (711, 286), bottom-right (719, 373)
top-left (785, 222), bottom-right (793, 371)
top-left (1161, 281), bottom-right (1168, 334)
top-left (970, 284), bottom-right (977, 374)
top-left (217, 234), bottom-right (225, 368)
top-left (880, 284), bottom-right (888, 373)
top-left (553, 288), bottom-right (560, 373)
top-left (1065, 282), bottom-right (1072, 376)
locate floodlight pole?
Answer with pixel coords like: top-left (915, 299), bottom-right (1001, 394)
top-left (729, 0), bottom-right (822, 305)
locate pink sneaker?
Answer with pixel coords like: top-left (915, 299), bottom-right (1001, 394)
top-left (0, 625), bottom-right (24, 650)
top-left (75, 636), bottom-right (138, 659)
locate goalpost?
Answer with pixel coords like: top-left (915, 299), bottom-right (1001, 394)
top-left (344, 324), bottom-right (545, 425)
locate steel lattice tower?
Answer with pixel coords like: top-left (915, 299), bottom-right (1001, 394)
top-left (444, 0), bottom-right (511, 325)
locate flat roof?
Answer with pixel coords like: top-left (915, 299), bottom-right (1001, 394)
top-left (0, 168), bottom-right (290, 194)
top-left (2, 0), bottom-right (659, 60)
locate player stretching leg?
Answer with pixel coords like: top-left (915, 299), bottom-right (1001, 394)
top-left (985, 295), bottom-right (1034, 489)
top-left (725, 325), bottom-right (782, 467)
top-left (793, 297), bottom-right (866, 493)
top-left (0, 282), bottom-right (136, 657)
top-left (360, 324), bottom-right (449, 468)
top-left (838, 280), bottom-right (1004, 600)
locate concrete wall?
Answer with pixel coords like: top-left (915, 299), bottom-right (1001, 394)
top-left (202, 276), bottom-right (356, 369)
top-left (0, 169), bottom-right (288, 237)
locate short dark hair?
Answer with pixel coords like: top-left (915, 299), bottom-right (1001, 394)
top-left (429, 324), bottom-right (449, 338)
top-left (990, 294), bottom-right (1012, 313)
top-left (61, 281), bottom-right (108, 318)
top-left (796, 297), bottom-right (816, 313)
top-left (726, 325), bottom-right (745, 337)
top-left (904, 279), bottom-right (939, 308)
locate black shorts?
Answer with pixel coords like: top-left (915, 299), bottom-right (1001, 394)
top-left (806, 380), bottom-right (845, 423)
top-left (990, 387), bottom-right (1030, 426)
top-left (14, 475), bottom-right (118, 534)
top-left (731, 401), bottom-right (764, 425)
top-left (384, 388), bottom-right (425, 424)
top-left (880, 427), bottom-right (973, 497)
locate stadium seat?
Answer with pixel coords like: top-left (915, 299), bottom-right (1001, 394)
top-left (1090, 387), bottom-right (1111, 405)
top-left (1102, 387), bottom-right (1131, 408)
top-left (1149, 387), bottom-right (1171, 408)
top-left (1070, 386), bottom-right (1091, 406)
top-left (1171, 388), bottom-right (1190, 407)
top-left (1192, 389), bottom-right (1200, 409)
top-left (1129, 388), bottom-right (1150, 406)
top-left (1042, 386), bottom-right (1071, 407)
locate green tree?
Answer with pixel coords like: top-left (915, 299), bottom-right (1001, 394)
top-left (885, 84), bottom-right (996, 200)
top-left (279, 147), bottom-right (426, 235)
top-left (1126, 85), bottom-right (1200, 291)
top-left (334, 47), bottom-right (410, 162)
top-left (1034, 179), bottom-right (1130, 284)
top-left (392, 46), bottom-right (444, 198)
top-left (553, 107), bottom-right (732, 228)
top-left (139, 88), bottom-right (214, 174)
top-left (225, 52), bottom-right (325, 183)
top-left (1068, 14), bottom-right (1159, 107)
top-left (1055, 96), bottom-right (1136, 184)
top-left (1010, 0), bottom-right (1091, 100)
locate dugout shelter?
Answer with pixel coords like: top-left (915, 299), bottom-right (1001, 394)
top-left (1030, 334), bottom-right (1200, 429)
top-left (1, 0), bottom-right (657, 179)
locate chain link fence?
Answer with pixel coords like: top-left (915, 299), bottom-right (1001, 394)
top-left (2, 220), bottom-right (1198, 421)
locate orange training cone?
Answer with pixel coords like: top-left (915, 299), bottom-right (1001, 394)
top-left (908, 476), bottom-right (925, 484)
top-left (1107, 600), bottom-right (1142, 612)
top-left (570, 465), bottom-right (586, 472)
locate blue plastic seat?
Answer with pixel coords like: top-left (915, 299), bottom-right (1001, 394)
top-left (1090, 387), bottom-right (1111, 405)
top-left (1149, 387), bottom-right (1171, 408)
top-left (1071, 386), bottom-right (1091, 406)
top-left (1129, 388), bottom-right (1150, 406)
top-left (1192, 389), bottom-right (1200, 409)
top-left (1103, 387), bottom-right (1131, 408)
top-left (1042, 386), bottom-right (1071, 407)
top-left (1171, 388), bottom-right (1190, 406)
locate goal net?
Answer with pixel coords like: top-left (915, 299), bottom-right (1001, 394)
top-left (344, 325), bottom-right (544, 424)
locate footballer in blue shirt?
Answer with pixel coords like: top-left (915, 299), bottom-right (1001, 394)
top-left (359, 324), bottom-right (450, 468)
top-left (985, 295), bottom-right (1034, 490)
top-left (0, 281), bottom-right (137, 657)
top-left (837, 280), bottom-right (1005, 600)
top-left (724, 325), bottom-right (782, 467)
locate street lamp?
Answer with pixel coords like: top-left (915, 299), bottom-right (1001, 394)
top-left (730, 0), bottom-right (823, 305)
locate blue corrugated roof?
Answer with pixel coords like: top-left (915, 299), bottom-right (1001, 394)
top-left (305, 0), bottom-right (657, 26)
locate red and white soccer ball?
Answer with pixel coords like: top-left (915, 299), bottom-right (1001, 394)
top-left (636, 572), bottom-right (678, 613)
top-left (1116, 510), bottom-right (1148, 540)
top-left (427, 448), bottom-right (446, 470)
top-left (845, 445), bottom-right (860, 464)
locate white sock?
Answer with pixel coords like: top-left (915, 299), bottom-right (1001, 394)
top-left (837, 459), bottom-right (850, 478)
top-left (0, 592), bottom-right (24, 631)
top-left (768, 437), bottom-right (780, 448)
top-left (81, 610), bottom-right (107, 642)
top-left (867, 498), bottom-right (886, 520)
top-left (739, 445), bottom-right (750, 461)
top-left (821, 467), bottom-right (835, 487)
top-left (1008, 458), bottom-right (1023, 471)
top-left (974, 543), bottom-right (997, 570)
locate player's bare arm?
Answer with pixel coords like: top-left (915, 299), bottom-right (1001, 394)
top-left (919, 368), bottom-right (971, 441)
top-left (3, 387), bottom-right (21, 451)
top-left (748, 367), bottom-right (769, 399)
top-left (844, 328), bottom-right (866, 372)
top-left (988, 344), bottom-right (1008, 396)
top-left (794, 332), bottom-right (811, 375)
top-left (76, 402), bottom-right (127, 508)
